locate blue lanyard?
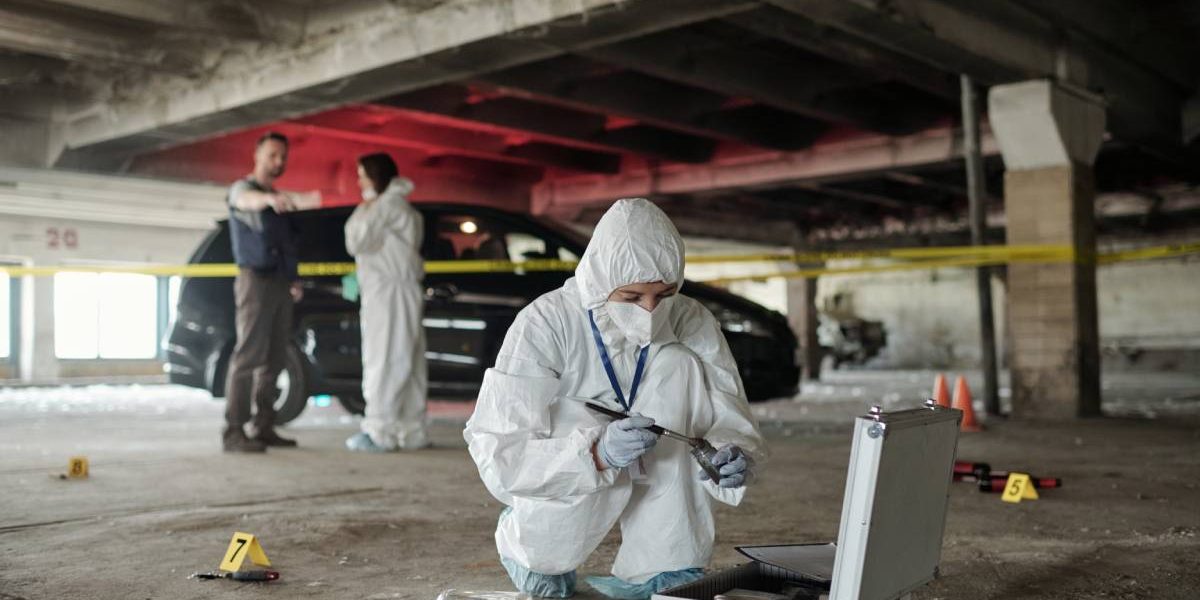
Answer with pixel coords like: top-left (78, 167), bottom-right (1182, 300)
top-left (588, 309), bottom-right (649, 412)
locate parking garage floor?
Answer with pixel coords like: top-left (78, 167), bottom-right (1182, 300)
top-left (2, 373), bottom-right (1198, 599)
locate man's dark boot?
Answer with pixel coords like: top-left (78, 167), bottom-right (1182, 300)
top-left (224, 427), bottom-right (267, 453)
top-left (252, 428), bottom-right (298, 448)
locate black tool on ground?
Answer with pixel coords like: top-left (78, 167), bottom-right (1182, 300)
top-left (967, 473), bottom-right (1064, 493)
top-left (953, 460), bottom-right (992, 480)
top-left (584, 401), bottom-right (723, 481)
top-left (191, 570), bottom-right (280, 581)
top-left (951, 460), bottom-right (1063, 493)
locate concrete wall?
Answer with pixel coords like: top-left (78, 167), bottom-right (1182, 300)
top-left (0, 166), bottom-right (226, 383)
top-left (0, 216), bottom-right (212, 265)
top-left (815, 265), bottom-right (1007, 369)
top-left (1, 213), bottom-right (215, 382)
top-left (794, 258), bottom-right (1200, 370)
top-left (1098, 258), bottom-right (1200, 371)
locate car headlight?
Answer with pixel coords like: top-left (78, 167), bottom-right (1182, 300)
top-left (702, 301), bottom-right (774, 338)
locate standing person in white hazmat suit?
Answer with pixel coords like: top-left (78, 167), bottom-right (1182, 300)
top-left (464, 198), bottom-right (767, 599)
top-left (344, 152), bottom-right (430, 452)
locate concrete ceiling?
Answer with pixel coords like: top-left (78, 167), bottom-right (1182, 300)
top-left (2, 0), bottom-right (1199, 245)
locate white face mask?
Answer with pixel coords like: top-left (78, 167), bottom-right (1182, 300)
top-left (603, 296), bottom-right (674, 347)
top-left (361, 188), bottom-right (378, 202)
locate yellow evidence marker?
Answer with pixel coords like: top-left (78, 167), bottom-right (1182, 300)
top-left (1001, 472), bottom-right (1039, 504)
top-left (219, 532), bottom-right (272, 572)
top-left (67, 456), bottom-right (89, 479)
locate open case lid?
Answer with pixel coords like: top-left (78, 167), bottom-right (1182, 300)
top-left (829, 403), bottom-right (962, 600)
top-left (735, 543), bottom-right (837, 584)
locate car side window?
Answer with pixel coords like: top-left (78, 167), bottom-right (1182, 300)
top-left (557, 246), bottom-right (579, 262)
top-left (425, 213), bottom-right (571, 263)
top-left (505, 232), bottom-right (547, 262)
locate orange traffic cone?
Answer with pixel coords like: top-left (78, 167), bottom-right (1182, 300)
top-left (952, 376), bottom-right (983, 432)
top-left (932, 373), bottom-right (951, 408)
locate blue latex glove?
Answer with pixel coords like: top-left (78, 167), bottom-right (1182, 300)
top-left (697, 444), bottom-right (751, 488)
top-left (586, 568), bottom-right (704, 600)
top-left (597, 415), bottom-right (658, 469)
top-left (341, 272), bottom-right (359, 302)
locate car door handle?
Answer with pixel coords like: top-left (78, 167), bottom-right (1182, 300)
top-left (426, 283), bottom-right (459, 301)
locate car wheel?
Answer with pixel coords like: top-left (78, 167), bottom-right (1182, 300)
top-left (207, 343), bottom-right (233, 398)
top-left (217, 343), bottom-right (310, 426)
top-left (267, 344), bottom-right (310, 425)
top-left (337, 393), bottom-right (366, 415)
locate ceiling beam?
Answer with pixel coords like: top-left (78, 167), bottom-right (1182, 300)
top-left (532, 123), bottom-right (999, 217)
top-left (724, 6), bottom-right (959, 101)
top-left (31, 0), bottom-right (183, 26)
top-left (0, 5), bottom-right (195, 68)
top-left (282, 112), bottom-right (620, 174)
top-left (764, 0), bottom-right (1186, 152)
top-left (365, 99), bottom-right (628, 159)
top-left (0, 53), bottom-right (65, 87)
top-left (378, 84), bottom-right (715, 163)
top-left (505, 142), bottom-right (622, 175)
top-left (57, 0), bottom-right (756, 169)
top-left (1009, 0), bottom-right (1195, 90)
top-left (795, 182), bottom-right (906, 210)
top-left (579, 27), bottom-right (925, 135)
top-left (21, 0), bottom-right (298, 39)
top-left (667, 212), bottom-right (801, 246)
top-left (483, 58), bottom-right (828, 150)
top-left (0, 164), bottom-right (225, 230)
top-left (576, 198), bottom-right (803, 245)
top-left (883, 171), bottom-right (985, 202)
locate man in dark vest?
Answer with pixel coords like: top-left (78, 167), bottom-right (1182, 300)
top-left (223, 131), bottom-right (317, 452)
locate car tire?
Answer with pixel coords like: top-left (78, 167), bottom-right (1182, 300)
top-left (271, 344), bottom-right (311, 425)
top-left (212, 343), bottom-right (311, 426)
top-left (207, 343), bottom-right (232, 398)
top-left (337, 393), bottom-right (366, 416)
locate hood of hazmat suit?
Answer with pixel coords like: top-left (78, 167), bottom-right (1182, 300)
top-left (573, 197), bottom-right (686, 309)
top-left (464, 198), bottom-right (768, 585)
top-left (344, 177), bottom-right (423, 284)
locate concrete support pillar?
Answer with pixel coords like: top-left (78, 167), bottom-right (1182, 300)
top-left (25, 275), bottom-right (58, 382)
top-left (786, 276), bottom-right (822, 381)
top-left (989, 80), bottom-right (1105, 418)
top-left (0, 116), bottom-right (63, 168)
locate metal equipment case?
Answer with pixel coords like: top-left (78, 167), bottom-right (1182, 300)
top-left (656, 402), bottom-right (962, 600)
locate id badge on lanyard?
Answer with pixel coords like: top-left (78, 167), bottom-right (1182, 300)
top-left (588, 310), bottom-right (651, 482)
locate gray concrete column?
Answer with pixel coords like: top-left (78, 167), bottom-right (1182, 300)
top-left (988, 80), bottom-right (1105, 418)
top-left (0, 115), bottom-right (63, 168)
top-left (25, 275), bottom-right (58, 382)
top-left (786, 276), bottom-right (821, 381)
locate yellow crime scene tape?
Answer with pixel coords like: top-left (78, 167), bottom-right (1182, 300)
top-left (0, 242), bottom-right (1195, 281)
top-left (1097, 240), bottom-right (1200, 265)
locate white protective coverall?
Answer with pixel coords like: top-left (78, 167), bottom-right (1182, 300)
top-left (344, 177), bottom-right (429, 450)
top-left (463, 198), bottom-right (767, 584)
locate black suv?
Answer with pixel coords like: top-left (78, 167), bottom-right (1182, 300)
top-left (165, 203), bottom-right (800, 423)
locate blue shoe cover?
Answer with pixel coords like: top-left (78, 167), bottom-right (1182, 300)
top-left (585, 568), bottom-right (704, 600)
top-left (345, 432), bottom-right (392, 453)
top-left (500, 555), bottom-right (576, 598)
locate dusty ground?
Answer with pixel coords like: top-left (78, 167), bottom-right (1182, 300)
top-left (1, 373), bottom-right (1198, 600)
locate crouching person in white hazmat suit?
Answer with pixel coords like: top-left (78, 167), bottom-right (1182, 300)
top-left (464, 198), bottom-right (767, 599)
top-left (343, 152), bottom-right (429, 452)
